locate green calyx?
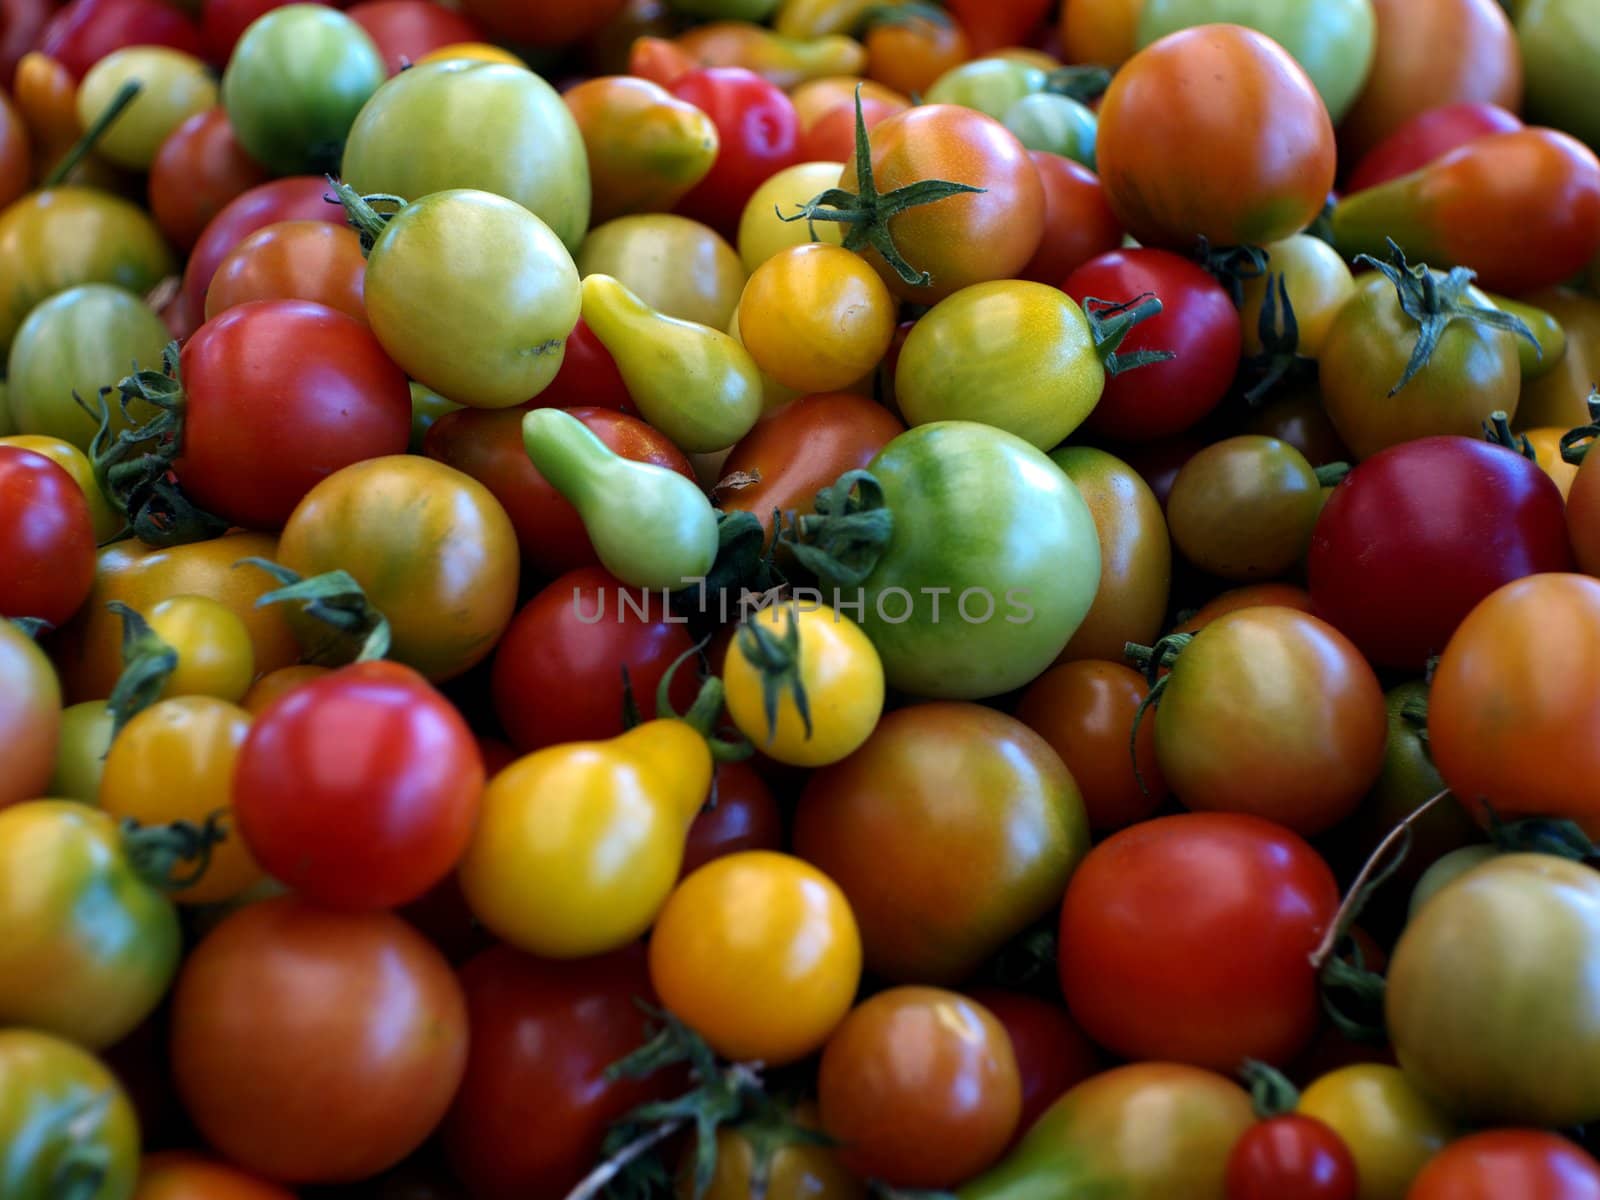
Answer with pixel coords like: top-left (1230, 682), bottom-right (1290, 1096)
top-left (1042, 64), bottom-right (1112, 104)
top-left (44, 80), bottom-right (140, 190)
top-left (1357, 240), bottom-right (1538, 397)
top-left (9, 616), bottom-right (52, 639)
top-left (1122, 632), bottom-right (1193, 798)
top-left (855, 1), bottom-right (950, 35)
top-left (1315, 462), bottom-right (1351, 487)
top-left (1193, 238), bottom-right (1270, 309)
top-left (1083, 293), bottom-right (1175, 376)
top-left (782, 469), bottom-right (894, 588)
top-left (121, 809), bottom-right (229, 891)
top-left (1483, 801), bottom-right (1596, 861)
top-left (1242, 272), bottom-right (1319, 406)
top-left (239, 557), bottom-right (391, 666)
top-left (49, 1092), bottom-right (113, 1200)
top-left (1482, 410), bottom-right (1537, 460)
top-left (104, 602), bottom-right (178, 743)
top-left (736, 605), bottom-right (813, 745)
top-left (81, 343), bottom-right (229, 548)
top-left (652, 642), bottom-right (752, 765)
top-left (327, 176), bottom-right (408, 255)
top-left (1559, 388), bottom-right (1600, 466)
top-left (778, 88), bottom-right (984, 288)
top-left (1240, 1059), bottom-right (1301, 1119)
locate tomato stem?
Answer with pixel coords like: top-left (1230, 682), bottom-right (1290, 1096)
top-left (1314, 462), bottom-right (1350, 487)
top-left (1193, 238), bottom-right (1269, 308)
top-left (1082, 293), bottom-right (1174, 375)
top-left (1240, 1059), bottom-right (1301, 1119)
top-left (104, 602), bottom-right (179, 742)
top-left (654, 641), bottom-right (752, 764)
top-left (783, 469), bottom-right (893, 588)
top-left (1484, 805), bottom-right (1596, 860)
top-left (1559, 388), bottom-right (1600, 466)
top-left (1241, 271), bottom-right (1318, 406)
top-left (120, 810), bottom-right (229, 891)
top-left (1122, 633), bottom-right (1192, 798)
top-left (736, 605), bottom-right (814, 744)
top-left (239, 558), bottom-right (392, 666)
top-left (9, 616), bottom-right (51, 639)
top-left (326, 177), bottom-right (408, 254)
top-left (43, 79), bottom-right (140, 189)
top-left (1482, 410), bottom-right (1536, 460)
top-left (1043, 64), bottom-right (1112, 104)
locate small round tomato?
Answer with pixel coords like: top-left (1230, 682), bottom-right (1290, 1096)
top-left (800, 93), bottom-right (904, 163)
top-left (78, 46), bottom-right (217, 170)
top-left (1408, 1130), bottom-right (1600, 1200)
top-left (679, 1102), bottom-right (865, 1200)
top-left (1058, 812), bottom-right (1339, 1071)
top-left (819, 987), bottom-right (1022, 1189)
top-left (0, 620), bottom-right (60, 810)
top-left (140, 595), bottom-right (255, 703)
top-left (135, 1151), bottom-right (295, 1200)
top-left (0, 446), bottom-right (94, 627)
top-left (1296, 1065), bottom-right (1457, 1200)
top-left (1240, 234), bottom-right (1356, 357)
top-left (577, 212), bottom-right (747, 332)
top-left (148, 107), bottom-right (271, 254)
top-left (1020, 152), bottom-right (1124, 286)
top-left (667, 67), bottom-right (803, 237)
top-left (240, 664), bottom-right (330, 715)
top-left (1226, 1115), bottom-right (1359, 1200)
top-left (865, 9), bottom-right (969, 97)
top-left (965, 988), bottom-right (1100, 1134)
top-left (204, 219), bottom-right (367, 323)
top-left (47, 700), bottom-right (112, 806)
top-left (737, 243), bottom-right (896, 394)
top-left (1166, 435), bottom-right (1327, 581)
top-left (681, 761), bottom-right (783, 878)
top-left (737, 161), bottom-right (848, 272)
top-left (1241, 386), bottom-right (1353, 467)
top-left (649, 851), bottom-right (862, 1065)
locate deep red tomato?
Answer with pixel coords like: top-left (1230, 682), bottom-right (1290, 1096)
top-left (1344, 102), bottom-right (1523, 195)
top-left (680, 760), bottom-right (783, 878)
top-left (965, 988), bottom-right (1099, 1135)
top-left (347, 0), bottom-right (483, 74)
top-left (170, 898), bottom-right (469, 1184)
top-left (1019, 152), bottom-right (1124, 287)
top-left (454, 0), bottom-right (624, 47)
top-left (233, 661), bottom-right (485, 910)
top-left (668, 67), bottom-right (802, 237)
top-left (1058, 812), bottom-right (1339, 1071)
top-left (443, 944), bottom-right (672, 1200)
top-left (0, 446), bottom-right (94, 627)
top-left (148, 108), bottom-right (273, 253)
top-left (527, 316), bottom-right (633, 413)
top-left (1408, 1130), bottom-right (1600, 1200)
top-left (37, 0), bottom-right (203, 79)
top-left (201, 0), bottom-right (331, 65)
top-left (489, 566), bottom-right (699, 753)
top-left (1225, 1115), bottom-right (1360, 1200)
top-left (1064, 248), bottom-right (1242, 441)
top-left (1307, 436), bottom-right (1574, 670)
top-left (174, 299), bottom-right (413, 529)
top-left (178, 177), bottom-right (347, 341)
top-left (424, 405), bottom-right (693, 578)
top-left (945, 0), bottom-right (1052, 55)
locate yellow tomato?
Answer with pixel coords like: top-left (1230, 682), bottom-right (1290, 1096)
top-left (240, 664), bottom-right (331, 715)
top-left (98, 696), bottom-right (261, 905)
top-left (1061, 0), bottom-right (1146, 67)
top-left (737, 161), bottom-right (847, 273)
top-left (47, 700), bottom-right (114, 804)
top-left (1297, 1064), bottom-right (1457, 1200)
top-left (1524, 426), bottom-right (1581, 498)
top-left (649, 850), bottom-right (862, 1065)
top-left (0, 434), bottom-right (121, 542)
top-left (1240, 234), bottom-right (1356, 357)
top-left (77, 47), bottom-right (216, 170)
top-left (577, 213), bottom-right (747, 331)
top-left (737, 243), bottom-right (895, 394)
top-left (144, 595), bottom-right (255, 704)
top-left (415, 42), bottom-right (528, 67)
top-left (723, 601), bottom-right (884, 767)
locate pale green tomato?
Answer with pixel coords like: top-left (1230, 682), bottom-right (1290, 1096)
top-left (48, 701), bottom-right (115, 805)
top-left (925, 58), bottom-right (1048, 121)
top-left (737, 161), bottom-right (845, 274)
top-left (1002, 93), bottom-right (1097, 167)
top-left (77, 47), bottom-right (217, 170)
top-left (578, 213), bottom-right (746, 331)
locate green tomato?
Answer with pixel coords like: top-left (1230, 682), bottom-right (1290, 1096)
top-left (341, 59), bottom-right (590, 253)
top-left (7, 284), bottom-right (172, 451)
top-left (1518, 0), bottom-right (1600, 152)
top-left (0, 800), bottom-right (182, 1050)
top-left (363, 188), bottom-right (581, 409)
top-left (48, 701), bottom-right (115, 805)
top-left (0, 1029), bottom-right (140, 1200)
top-left (895, 280), bottom-right (1104, 451)
top-left (1138, 0), bottom-right (1377, 124)
top-left (1002, 93), bottom-right (1097, 167)
top-left (924, 57), bottom-right (1049, 121)
top-left (221, 4), bottom-right (385, 174)
top-left (77, 47), bottom-right (217, 170)
top-left (809, 421), bottom-right (1101, 700)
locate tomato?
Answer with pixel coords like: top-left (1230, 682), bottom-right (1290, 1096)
top-left (521, 318), bottom-right (632, 413)
top-left (679, 1103), bottom-right (865, 1200)
top-left (966, 989), bottom-right (1099, 1134)
top-left (925, 58), bottom-right (1049, 122)
top-left (796, 702), bottom-right (1089, 983)
top-left (1408, 1130), bottom-right (1600, 1200)
top-left (1019, 152), bottom-right (1123, 286)
top-left (489, 566), bottom-right (698, 752)
top-left (415, 40), bottom-right (527, 67)
top-left (0, 800), bottom-right (181, 1048)
top-left (99, 695), bottom-right (257, 898)
top-left (1241, 387), bottom-right (1352, 468)
top-left (240, 664), bottom-right (329, 714)
top-left (649, 851), bottom-right (861, 1064)
top-left (818, 987), bottom-right (1021, 1188)
top-left (134, 1152), bottom-right (295, 1200)
top-left (0, 446), bottom-right (94, 627)
top-left (443, 944), bottom-right (672, 1200)
top-left (456, 0), bottom-right (624, 46)
top-left (1345, 102), bottom-right (1523, 195)
top-left (1172, 582), bottom-right (1315, 633)
top-left (37, 0), bottom-right (203, 80)
top-left (234, 661), bottom-right (482, 910)
top-left (0, 620), bottom-right (59, 810)
top-left (1064, 248), bottom-right (1241, 440)
top-left (46, 701), bottom-right (111, 805)
top-left (1520, 0), bottom-right (1600, 154)
top-left (221, 4), bottom-right (386, 175)
top-left (681, 760), bottom-right (782, 877)
top-left (277, 455), bottom-right (520, 682)
top-left (1058, 812), bottom-right (1339, 1070)
top-left (0, 1030), bottom-right (140, 1200)
top-left (347, 0), bottom-right (483, 73)
top-left (1096, 24), bottom-right (1334, 249)
top-left (148, 108), bottom-right (271, 254)
top-left (177, 176), bottom-right (347, 340)
top-left (0, 187), bottom-right (175, 355)
top-left (578, 212), bottom-right (747, 331)
top-left (1061, 0), bottom-right (1145, 67)
top-left (341, 59), bottom-right (590, 252)
top-left (1016, 659), bottom-right (1166, 832)
top-left (1338, 0), bottom-right (1521, 161)
top-left (204, 220), bottom-right (367, 323)
top-left (1297, 1065), bottom-right (1458, 1200)
top-left (565, 76), bottom-right (719, 226)
top-left (201, 0), bottom-right (328, 64)
top-left (1519, 289), bottom-right (1600, 431)
top-left (1523, 425), bottom-right (1581, 498)
top-left (946, 0), bottom-right (1051, 54)
top-left (1166, 435), bottom-right (1328, 581)
top-left (1308, 437), bottom-right (1572, 669)
top-left (737, 161), bottom-right (847, 272)
top-left (961, 1063), bottom-right (1256, 1200)
top-left (800, 93), bottom-right (903, 163)
top-left (76, 46), bottom-right (216, 174)
top-left (1239, 234), bottom-right (1355, 358)
top-left (1226, 1114), bottom-right (1360, 1200)
top-left (864, 8), bottom-right (969, 96)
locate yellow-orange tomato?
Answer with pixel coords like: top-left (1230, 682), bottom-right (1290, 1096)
top-left (13, 52), bottom-right (81, 164)
top-left (1524, 426), bottom-right (1581, 498)
top-left (415, 41), bottom-right (528, 67)
top-left (144, 594), bottom-right (256, 704)
top-left (241, 664), bottom-right (330, 715)
top-left (1061, 0), bottom-right (1147, 67)
top-left (736, 243), bottom-right (896, 393)
top-left (204, 220), bottom-right (367, 324)
top-left (865, 13), bottom-right (970, 97)
top-left (1239, 234), bottom-right (1356, 358)
top-left (564, 76), bottom-right (720, 225)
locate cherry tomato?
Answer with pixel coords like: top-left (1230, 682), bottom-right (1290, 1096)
top-left (1239, 234), bottom-right (1356, 359)
top-left (1407, 1130), bottom-right (1600, 1200)
top-left (533, 317), bottom-right (634, 412)
top-left (38, 0), bottom-right (204, 80)
top-left (148, 107), bottom-right (272, 254)
top-left (1296, 1064), bottom-right (1457, 1200)
top-left (681, 760), bottom-right (783, 878)
top-left (668, 67), bottom-right (803, 237)
top-left (0, 620), bottom-right (59, 811)
top-left (1166, 435), bottom-right (1327, 581)
top-left (347, 0), bottom-right (483, 73)
top-left (1226, 1115), bottom-right (1360, 1200)
top-left (0, 446), bottom-right (94, 627)
top-left (240, 664), bottom-right (330, 715)
top-left (865, 10), bottom-right (969, 97)
top-left (966, 988), bottom-right (1100, 1134)
top-left (1020, 152), bottom-right (1124, 286)
top-left (947, 0), bottom-right (1052, 55)
top-left (799, 93), bottom-right (903, 164)
top-left (204, 220), bottom-right (367, 323)
top-left (1345, 101), bottom-right (1523, 194)
top-left (78, 46), bottom-right (217, 172)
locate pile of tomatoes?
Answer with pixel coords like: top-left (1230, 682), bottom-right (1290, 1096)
top-left (4, 0), bottom-right (1600, 1196)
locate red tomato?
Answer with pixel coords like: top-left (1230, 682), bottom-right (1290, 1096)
top-left (202, 0), bottom-right (331, 65)
top-left (454, 0), bottom-right (624, 47)
top-left (203, 220), bottom-right (367, 323)
top-left (174, 299), bottom-right (413, 529)
top-left (1344, 102), bottom-right (1523, 195)
top-left (169, 898), bottom-right (469, 1184)
top-left (1019, 152), bottom-right (1124, 287)
top-left (424, 405), bottom-right (693, 578)
top-left (148, 108), bottom-right (272, 254)
top-left (680, 760), bottom-right (783, 878)
top-left (133, 1152), bottom-right (295, 1200)
top-left (0, 446), bottom-right (94, 627)
top-left (965, 988), bottom-right (1099, 1134)
top-left (489, 566), bottom-right (699, 753)
top-left (37, 0), bottom-right (203, 79)
top-left (1307, 437), bottom-right (1573, 670)
top-left (233, 661), bottom-right (484, 910)
top-left (347, 0), bottom-right (484, 73)
top-left (1058, 812), bottom-right (1339, 1071)
top-left (1225, 1115), bottom-right (1360, 1200)
top-left (1408, 1130), bottom-right (1600, 1200)
top-left (799, 95), bottom-right (899, 164)
top-left (668, 68), bottom-right (803, 237)
top-left (945, 0), bottom-right (1052, 55)
top-left (443, 944), bottom-right (674, 1200)
top-left (1064, 248), bottom-right (1242, 441)
top-left (531, 317), bottom-right (633, 413)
